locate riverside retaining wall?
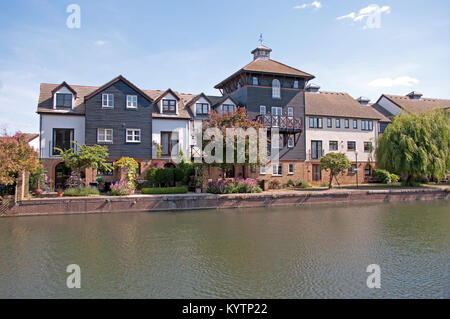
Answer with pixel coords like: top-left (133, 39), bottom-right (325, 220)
top-left (2, 188), bottom-right (448, 217)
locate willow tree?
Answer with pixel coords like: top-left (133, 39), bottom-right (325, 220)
top-left (376, 110), bottom-right (449, 184)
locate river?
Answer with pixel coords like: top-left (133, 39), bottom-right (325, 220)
top-left (0, 200), bottom-right (448, 298)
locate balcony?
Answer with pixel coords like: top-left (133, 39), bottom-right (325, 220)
top-left (255, 114), bottom-right (303, 133)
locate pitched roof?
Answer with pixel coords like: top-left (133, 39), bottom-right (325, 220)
top-left (144, 89), bottom-right (196, 119)
top-left (206, 94), bottom-right (239, 108)
top-left (214, 58), bottom-right (314, 89)
top-left (378, 94), bottom-right (450, 114)
top-left (37, 83), bottom-right (98, 115)
top-left (84, 75), bottom-right (153, 102)
top-left (305, 91), bottom-right (389, 120)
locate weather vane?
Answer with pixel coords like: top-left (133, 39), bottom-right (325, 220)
top-left (259, 33), bottom-right (264, 45)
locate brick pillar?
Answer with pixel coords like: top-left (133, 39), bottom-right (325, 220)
top-left (15, 170), bottom-right (29, 202)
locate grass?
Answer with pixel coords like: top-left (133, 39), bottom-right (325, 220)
top-left (64, 187), bottom-right (100, 197)
top-left (141, 186), bottom-right (189, 195)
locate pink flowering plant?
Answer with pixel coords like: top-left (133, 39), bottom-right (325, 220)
top-left (110, 179), bottom-right (134, 196)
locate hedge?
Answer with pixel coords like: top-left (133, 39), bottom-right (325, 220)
top-left (64, 187), bottom-right (100, 197)
top-left (141, 186), bottom-right (189, 195)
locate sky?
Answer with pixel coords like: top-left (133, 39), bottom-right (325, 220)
top-left (0, 0), bottom-right (449, 134)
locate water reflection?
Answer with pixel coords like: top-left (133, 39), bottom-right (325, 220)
top-left (0, 201), bottom-right (448, 298)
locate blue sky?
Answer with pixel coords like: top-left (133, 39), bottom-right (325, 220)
top-left (0, 0), bottom-right (449, 134)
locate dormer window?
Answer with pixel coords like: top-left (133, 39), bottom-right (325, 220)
top-left (196, 103), bottom-right (209, 115)
top-left (163, 99), bottom-right (176, 113)
top-left (102, 94), bottom-right (114, 108)
top-left (272, 79), bottom-right (281, 99)
top-left (221, 104), bottom-right (235, 115)
top-left (55, 93), bottom-right (72, 108)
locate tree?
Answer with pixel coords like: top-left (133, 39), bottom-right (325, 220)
top-left (201, 108), bottom-right (265, 177)
top-left (319, 152), bottom-right (351, 188)
top-left (56, 142), bottom-right (111, 185)
top-left (0, 132), bottom-right (41, 186)
top-left (376, 110), bottom-right (449, 184)
top-left (114, 157), bottom-right (138, 189)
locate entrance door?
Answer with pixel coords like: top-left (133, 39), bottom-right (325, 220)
top-left (312, 164), bottom-right (321, 182)
top-left (55, 162), bottom-right (71, 189)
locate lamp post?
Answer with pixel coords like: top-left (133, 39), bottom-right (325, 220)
top-left (355, 150), bottom-right (359, 189)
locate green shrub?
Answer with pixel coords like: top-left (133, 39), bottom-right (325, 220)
top-left (319, 181), bottom-right (329, 187)
top-left (173, 167), bottom-right (184, 182)
top-left (64, 187), bottom-right (100, 197)
top-left (252, 186), bottom-right (263, 193)
top-left (390, 173), bottom-right (400, 183)
top-left (286, 179), bottom-right (294, 187)
top-left (373, 169), bottom-right (391, 184)
top-left (155, 168), bottom-right (174, 187)
top-left (141, 186), bottom-right (189, 194)
top-left (299, 181), bottom-right (311, 189)
top-left (146, 167), bottom-right (158, 184)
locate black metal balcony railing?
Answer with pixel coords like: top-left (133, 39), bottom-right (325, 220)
top-left (256, 114), bottom-right (303, 132)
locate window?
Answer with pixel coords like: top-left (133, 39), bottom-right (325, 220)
top-left (312, 164), bottom-right (321, 181)
top-left (260, 166), bottom-right (266, 175)
top-left (55, 93), bottom-right (72, 107)
top-left (368, 121), bottom-right (373, 131)
top-left (126, 95), bottom-right (137, 109)
top-left (365, 164), bottom-right (371, 176)
top-left (288, 135), bottom-right (294, 148)
top-left (163, 99), bottom-right (176, 113)
top-left (348, 164), bottom-right (357, 174)
top-left (336, 119), bottom-right (341, 128)
top-left (126, 129), bottom-right (141, 143)
top-left (309, 117), bottom-right (323, 128)
top-left (361, 120), bottom-right (374, 131)
top-left (293, 80), bottom-right (299, 89)
top-left (98, 162), bottom-right (113, 176)
top-left (52, 129), bottom-right (74, 155)
top-left (288, 163), bottom-right (294, 175)
top-left (102, 94), bottom-right (114, 108)
top-left (161, 132), bottom-right (179, 156)
top-left (329, 141), bottom-right (338, 151)
top-left (252, 76), bottom-right (258, 86)
top-left (364, 142), bottom-right (372, 152)
top-left (272, 79), bottom-right (281, 99)
top-left (311, 140), bottom-right (323, 159)
top-left (98, 128), bottom-right (113, 143)
top-left (287, 107), bottom-right (294, 117)
top-left (260, 105), bottom-right (266, 115)
top-left (196, 103), bottom-right (209, 115)
top-left (272, 163), bottom-right (283, 176)
top-left (344, 119), bottom-right (349, 128)
top-left (222, 104), bottom-right (235, 115)
top-left (327, 118), bottom-right (332, 128)
top-left (271, 107), bottom-right (282, 127)
top-left (347, 141), bottom-right (356, 151)
top-left (353, 119), bottom-right (358, 129)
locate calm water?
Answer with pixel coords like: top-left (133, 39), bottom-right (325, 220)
top-left (0, 201), bottom-right (448, 299)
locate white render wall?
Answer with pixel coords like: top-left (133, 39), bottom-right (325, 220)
top-left (152, 119), bottom-right (190, 159)
top-left (305, 116), bottom-right (378, 162)
top-left (40, 114), bottom-right (85, 159)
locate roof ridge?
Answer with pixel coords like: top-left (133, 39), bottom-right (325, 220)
top-left (268, 59), bottom-right (314, 77)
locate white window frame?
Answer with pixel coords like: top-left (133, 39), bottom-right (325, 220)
top-left (272, 79), bottom-right (281, 99)
top-left (287, 107), bottom-right (293, 118)
top-left (288, 163), bottom-right (294, 175)
top-left (126, 95), bottom-right (138, 109)
top-left (126, 129), bottom-right (141, 143)
top-left (272, 163), bottom-right (283, 176)
top-left (102, 94), bottom-right (114, 108)
top-left (259, 165), bottom-right (266, 175)
top-left (98, 128), bottom-right (113, 143)
top-left (260, 105), bottom-right (266, 115)
top-left (288, 135), bottom-right (294, 148)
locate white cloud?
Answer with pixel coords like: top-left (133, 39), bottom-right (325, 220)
top-left (337, 5), bottom-right (390, 23)
top-left (94, 40), bottom-right (107, 46)
top-left (368, 76), bottom-right (419, 88)
top-left (294, 1), bottom-right (322, 10)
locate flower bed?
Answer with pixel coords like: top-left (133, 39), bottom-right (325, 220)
top-left (207, 178), bottom-right (262, 194)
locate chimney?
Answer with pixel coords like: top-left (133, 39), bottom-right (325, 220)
top-left (406, 91), bottom-right (423, 99)
top-left (357, 96), bottom-right (371, 106)
top-left (306, 83), bottom-right (320, 93)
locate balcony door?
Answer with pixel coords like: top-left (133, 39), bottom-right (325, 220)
top-left (52, 128), bottom-right (74, 156)
top-left (271, 107), bottom-right (282, 127)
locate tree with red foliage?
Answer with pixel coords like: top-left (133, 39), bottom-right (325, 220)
top-left (0, 132), bottom-right (41, 186)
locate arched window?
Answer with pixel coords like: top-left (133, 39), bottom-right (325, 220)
top-left (272, 79), bottom-right (281, 99)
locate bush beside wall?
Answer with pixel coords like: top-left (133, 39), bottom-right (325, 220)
top-left (141, 186), bottom-right (189, 195)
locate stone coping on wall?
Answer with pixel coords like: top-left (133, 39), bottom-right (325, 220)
top-left (3, 187), bottom-right (448, 217)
